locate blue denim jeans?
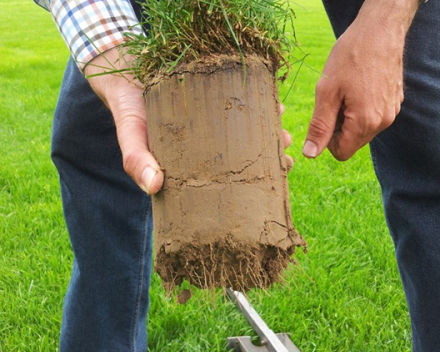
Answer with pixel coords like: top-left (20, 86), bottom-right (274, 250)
top-left (52, 59), bottom-right (154, 352)
top-left (322, 1), bottom-right (440, 351)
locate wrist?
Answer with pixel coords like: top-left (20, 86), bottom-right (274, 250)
top-left (359, 0), bottom-right (419, 36)
top-left (84, 46), bottom-right (134, 78)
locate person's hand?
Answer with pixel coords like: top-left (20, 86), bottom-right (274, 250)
top-left (85, 47), bottom-right (164, 195)
top-left (303, 0), bottom-right (419, 161)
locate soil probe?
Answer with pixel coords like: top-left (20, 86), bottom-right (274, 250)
top-left (226, 288), bottom-right (301, 352)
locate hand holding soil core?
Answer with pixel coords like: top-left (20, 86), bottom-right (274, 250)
top-left (127, 0), bottom-right (307, 291)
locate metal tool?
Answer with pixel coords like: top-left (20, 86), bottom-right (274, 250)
top-left (226, 288), bottom-right (302, 352)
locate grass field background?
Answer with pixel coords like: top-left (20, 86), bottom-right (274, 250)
top-left (0, 0), bottom-right (411, 351)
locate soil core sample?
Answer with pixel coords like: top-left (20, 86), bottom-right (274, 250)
top-left (145, 55), bottom-right (306, 291)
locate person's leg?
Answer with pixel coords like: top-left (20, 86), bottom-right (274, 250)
top-left (52, 58), bottom-right (153, 352)
top-left (321, 1), bottom-right (440, 351)
top-left (320, 0), bottom-right (364, 38)
top-left (371, 3), bottom-right (440, 350)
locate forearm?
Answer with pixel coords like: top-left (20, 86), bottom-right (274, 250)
top-left (358, 0), bottom-right (420, 38)
top-left (344, 0), bottom-right (421, 67)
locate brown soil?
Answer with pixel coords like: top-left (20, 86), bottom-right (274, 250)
top-left (144, 55), bottom-right (306, 292)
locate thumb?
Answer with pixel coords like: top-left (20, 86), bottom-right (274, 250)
top-left (110, 91), bottom-right (164, 195)
top-left (116, 114), bottom-right (164, 195)
top-left (303, 82), bottom-right (342, 158)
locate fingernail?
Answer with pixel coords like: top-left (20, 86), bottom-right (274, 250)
top-left (303, 140), bottom-right (318, 158)
top-left (141, 167), bottom-right (158, 194)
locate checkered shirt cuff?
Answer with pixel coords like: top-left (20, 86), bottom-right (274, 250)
top-left (47, 0), bottom-right (143, 72)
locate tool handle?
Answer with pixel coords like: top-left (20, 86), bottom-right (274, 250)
top-left (226, 289), bottom-right (289, 352)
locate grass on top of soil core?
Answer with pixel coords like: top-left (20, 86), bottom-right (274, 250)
top-left (0, 0), bottom-right (410, 351)
top-left (124, 0), bottom-right (296, 83)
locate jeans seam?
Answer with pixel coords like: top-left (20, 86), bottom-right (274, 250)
top-left (130, 196), bottom-right (151, 352)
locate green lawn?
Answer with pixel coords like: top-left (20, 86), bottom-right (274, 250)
top-left (0, 1), bottom-right (411, 351)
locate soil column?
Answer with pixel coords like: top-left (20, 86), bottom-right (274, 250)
top-left (144, 56), bottom-right (305, 291)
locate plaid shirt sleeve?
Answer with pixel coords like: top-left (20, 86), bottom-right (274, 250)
top-left (34, 0), bottom-right (143, 72)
